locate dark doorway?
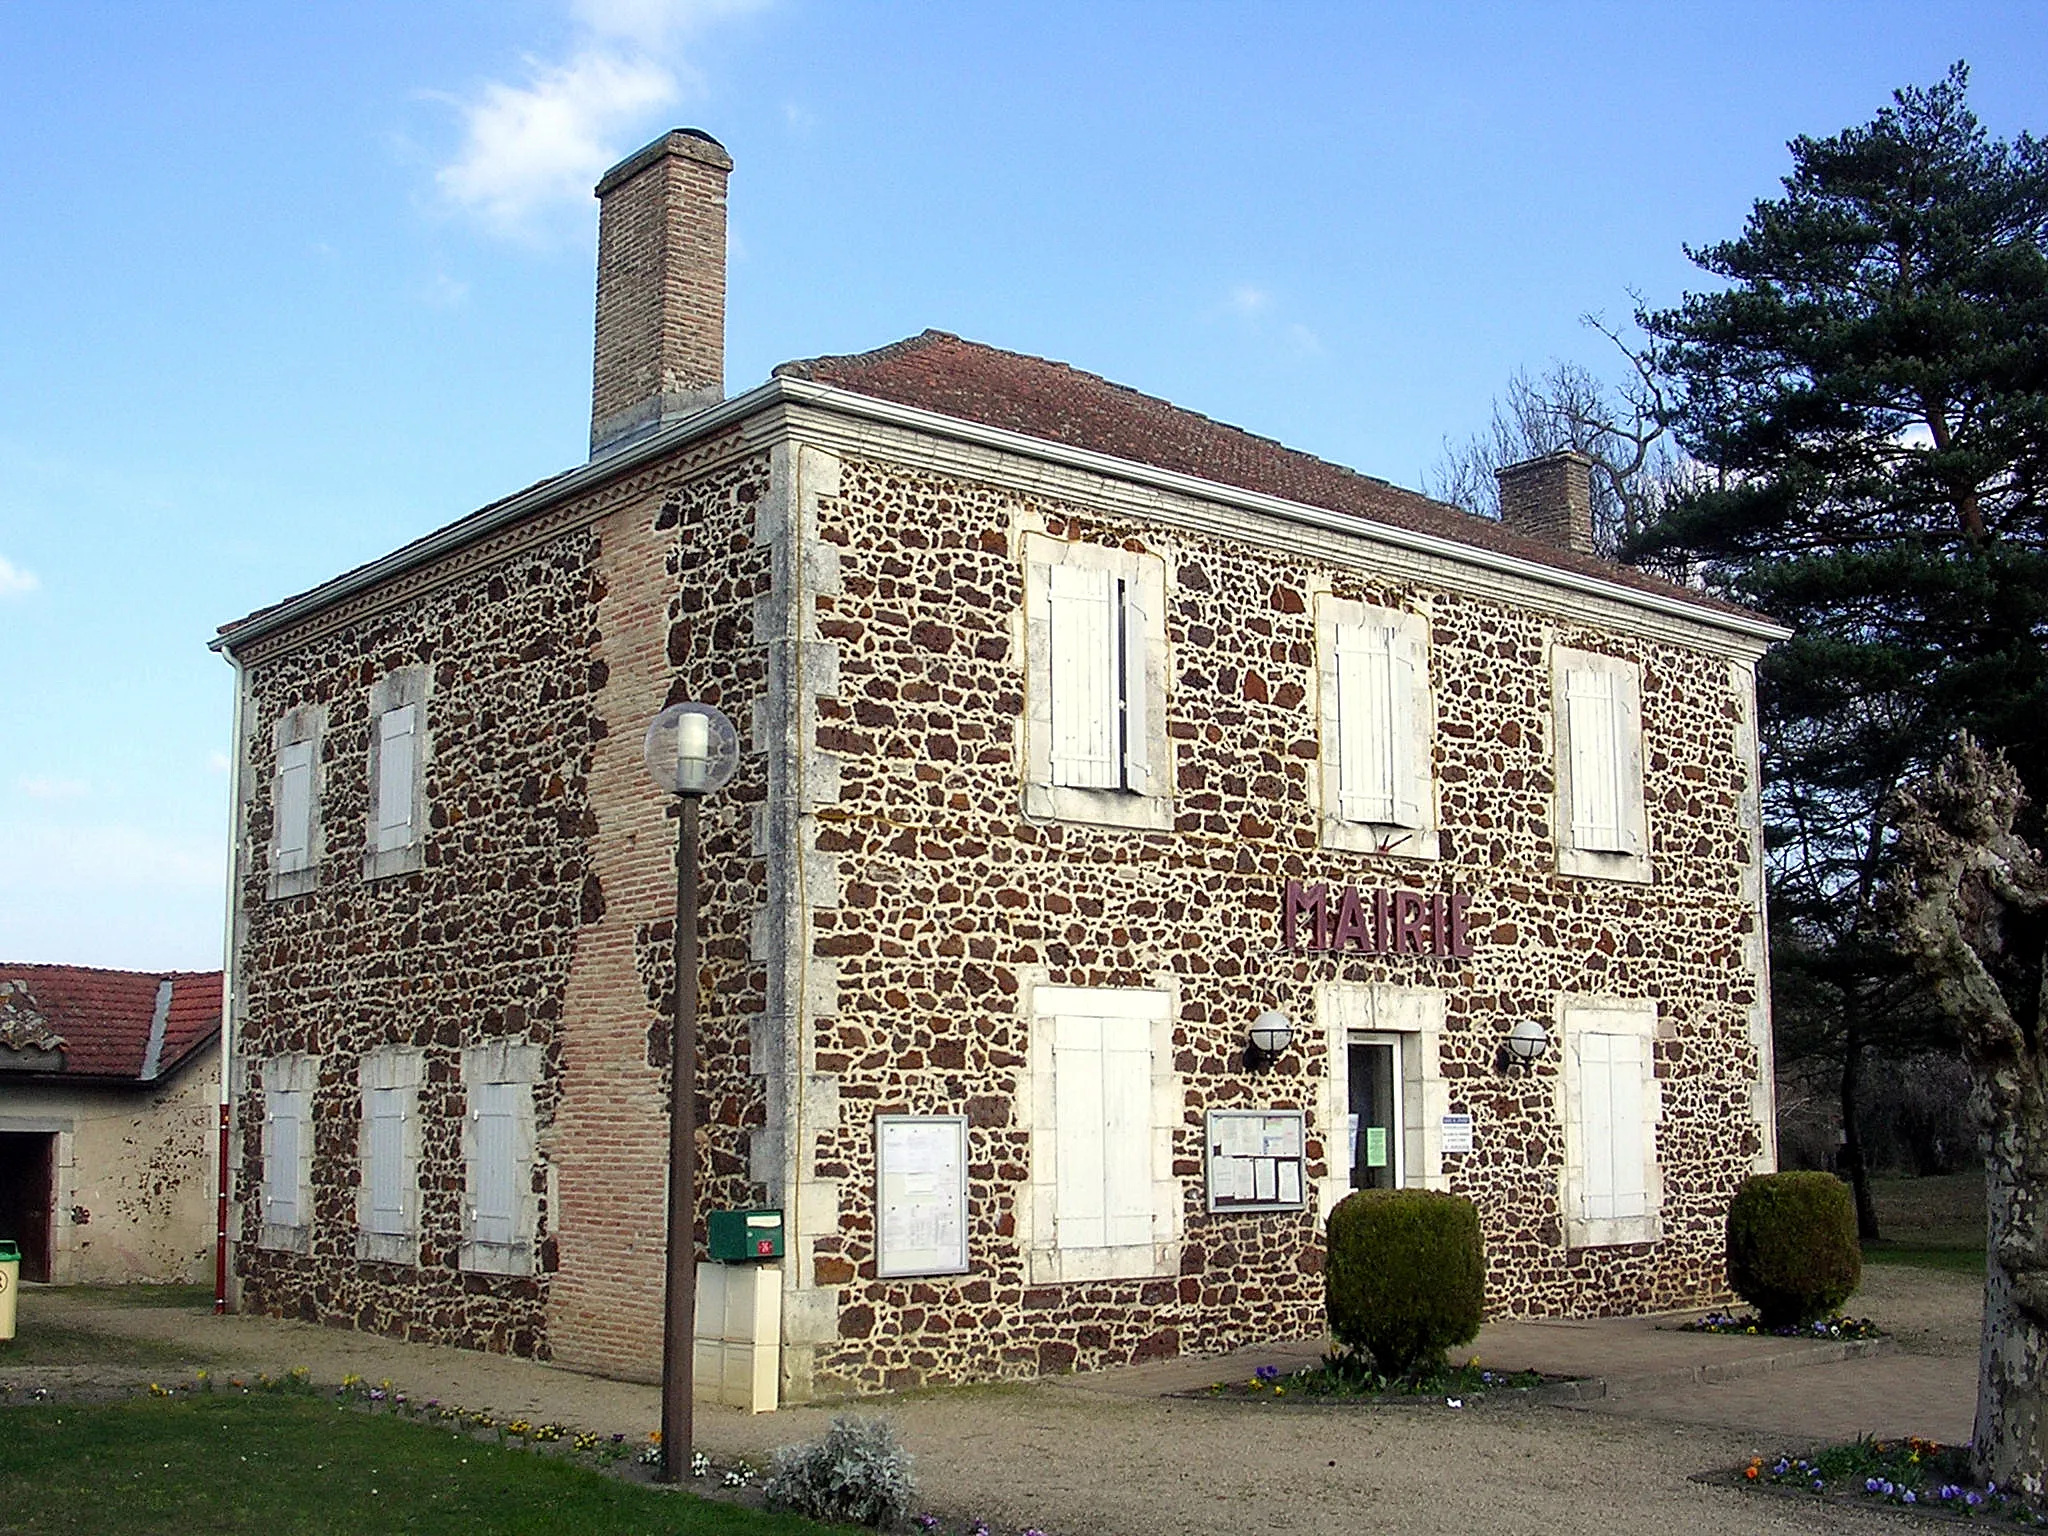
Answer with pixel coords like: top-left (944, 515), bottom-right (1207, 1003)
top-left (0, 1132), bottom-right (56, 1283)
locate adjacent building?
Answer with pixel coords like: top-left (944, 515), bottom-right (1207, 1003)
top-left (0, 965), bottom-right (222, 1284)
top-left (213, 128), bottom-right (1786, 1398)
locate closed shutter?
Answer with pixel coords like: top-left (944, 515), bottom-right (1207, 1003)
top-left (470, 1082), bottom-right (519, 1247)
top-left (1390, 621), bottom-right (1428, 829)
top-left (1116, 578), bottom-right (1151, 793)
top-left (275, 740), bottom-right (314, 870)
top-left (1566, 666), bottom-right (1627, 852)
top-left (375, 703), bottom-right (417, 851)
top-left (1054, 1016), bottom-right (1108, 1250)
top-left (1579, 1032), bottom-right (1648, 1221)
top-left (1613, 663), bottom-right (1646, 855)
top-left (1100, 1015), bottom-right (1155, 1248)
top-left (1336, 622), bottom-right (1400, 823)
top-left (1048, 565), bottom-right (1120, 789)
top-left (263, 1091), bottom-right (304, 1228)
top-left (1054, 1014), bottom-right (1154, 1252)
top-left (365, 1087), bottom-right (408, 1236)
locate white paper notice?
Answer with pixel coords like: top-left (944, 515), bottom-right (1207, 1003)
top-left (877, 1117), bottom-right (967, 1277)
top-left (1277, 1161), bottom-right (1302, 1205)
top-left (1440, 1114), bottom-right (1474, 1155)
top-left (1253, 1159), bottom-right (1278, 1201)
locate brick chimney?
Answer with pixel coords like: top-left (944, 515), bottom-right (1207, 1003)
top-left (1496, 449), bottom-right (1596, 557)
top-left (589, 129), bottom-right (733, 459)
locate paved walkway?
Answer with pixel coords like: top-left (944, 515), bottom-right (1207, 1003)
top-left (1, 1267), bottom-right (1982, 1536)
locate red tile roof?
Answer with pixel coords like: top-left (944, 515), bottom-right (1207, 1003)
top-left (0, 965), bottom-right (221, 1082)
top-left (776, 330), bottom-right (1751, 620)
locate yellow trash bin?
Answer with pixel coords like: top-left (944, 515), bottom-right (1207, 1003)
top-left (0, 1239), bottom-right (18, 1341)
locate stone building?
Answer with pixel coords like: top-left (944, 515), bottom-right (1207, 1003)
top-left (213, 128), bottom-right (1786, 1399)
top-left (0, 965), bottom-right (222, 1284)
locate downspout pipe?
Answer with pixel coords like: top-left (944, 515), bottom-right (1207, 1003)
top-left (214, 648), bottom-right (248, 1314)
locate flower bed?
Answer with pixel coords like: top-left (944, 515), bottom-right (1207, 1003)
top-left (1734, 1437), bottom-right (2044, 1524)
top-left (1201, 1353), bottom-right (1555, 1405)
top-left (1679, 1311), bottom-right (1884, 1340)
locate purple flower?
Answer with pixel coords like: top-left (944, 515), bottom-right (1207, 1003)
top-left (1254, 1365), bottom-right (1280, 1384)
top-left (915, 1520), bottom-right (939, 1534)
top-left (1968, 1492), bottom-right (1985, 1507)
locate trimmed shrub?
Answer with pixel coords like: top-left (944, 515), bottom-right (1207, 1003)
top-left (764, 1415), bottom-right (917, 1529)
top-left (1325, 1188), bottom-right (1485, 1380)
top-left (1725, 1171), bottom-right (1862, 1327)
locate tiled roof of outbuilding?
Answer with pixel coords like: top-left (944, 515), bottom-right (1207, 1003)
top-left (776, 330), bottom-right (1750, 620)
top-left (0, 964), bottom-right (221, 1081)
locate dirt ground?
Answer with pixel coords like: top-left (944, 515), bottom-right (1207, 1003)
top-left (1, 1263), bottom-right (1984, 1536)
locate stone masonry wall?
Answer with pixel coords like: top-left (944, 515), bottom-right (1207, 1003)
top-left (783, 447), bottom-right (1765, 1394)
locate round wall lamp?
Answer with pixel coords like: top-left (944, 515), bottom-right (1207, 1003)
top-left (1501, 1018), bottom-right (1551, 1070)
top-left (1246, 1010), bottom-right (1294, 1070)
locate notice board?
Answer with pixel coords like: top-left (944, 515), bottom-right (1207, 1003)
top-left (875, 1115), bottom-right (969, 1278)
top-left (1205, 1109), bottom-right (1308, 1213)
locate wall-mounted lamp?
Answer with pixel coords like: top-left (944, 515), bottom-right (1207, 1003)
top-left (1500, 1018), bottom-right (1551, 1071)
top-left (1246, 1010), bottom-right (1294, 1070)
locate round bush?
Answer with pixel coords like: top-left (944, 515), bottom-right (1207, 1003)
top-left (1725, 1171), bottom-right (1862, 1327)
top-left (1325, 1188), bottom-right (1485, 1380)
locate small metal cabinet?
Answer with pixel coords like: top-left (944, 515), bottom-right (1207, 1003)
top-left (707, 1207), bottom-right (784, 1262)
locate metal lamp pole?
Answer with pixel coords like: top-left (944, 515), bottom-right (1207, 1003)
top-left (644, 702), bottom-right (738, 1485)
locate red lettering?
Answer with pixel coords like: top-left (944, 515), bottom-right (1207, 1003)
top-left (1392, 890), bottom-right (1426, 954)
top-left (1449, 890), bottom-right (1474, 958)
top-left (1332, 885), bottom-right (1370, 951)
top-left (1373, 888), bottom-right (1390, 952)
top-left (1283, 880), bottom-right (1327, 954)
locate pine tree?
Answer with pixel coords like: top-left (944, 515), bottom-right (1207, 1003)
top-left (1632, 64), bottom-right (2048, 1232)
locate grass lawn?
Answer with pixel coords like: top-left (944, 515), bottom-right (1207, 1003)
top-left (0, 1394), bottom-right (849, 1536)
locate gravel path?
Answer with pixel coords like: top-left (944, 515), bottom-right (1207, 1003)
top-left (2, 1266), bottom-right (1983, 1536)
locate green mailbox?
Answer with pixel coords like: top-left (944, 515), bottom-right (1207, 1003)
top-left (707, 1208), bottom-right (784, 1263)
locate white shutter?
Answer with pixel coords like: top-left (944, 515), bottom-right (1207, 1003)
top-left (1054, 1017), bottom-right (1107, 1250)
top-left (264, 1092), bottom-right (303, 1228)
top-left (365, 1087), bottom-right (408, 1236)
top-left (275, 740), bottom-right (314, 870)
top-left (1389, 621), bottom-right (1427, 829)
top-left (1579, 1032), bottom-right (1648, 1222)
top-left (375, 703), bottom-right (417, 851)
top-left (471, 1082), bottom-right (519, 1247)
top-left (1336, 622), bottom-right (1399, 822)
top-left (1048, 565), bottom-right (1120, 789)
top-left (1100, 1014), bottom-right (1155, 1249)
top-left (1116, 578), bottom-right (1152, 793)
top-left (1566, 667), bottom-right (1626, 852)
top-left (1614, 663), bottom-right (1646, 855)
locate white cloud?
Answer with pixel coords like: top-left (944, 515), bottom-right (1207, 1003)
top-left (19, 821), bottom-right (221, 892)
top-left (207, 751), bottom-right (232, 775)
top-left (1228, 285), bottom-right (1274, 317)
top-left (18, 775), bottom-right (87, 802)
top-left (0, 554), bottom-right (39, 597)
top-left (433, 0), bottom-right (768, 240)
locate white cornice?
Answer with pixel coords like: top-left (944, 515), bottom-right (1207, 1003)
top-left (214, 375), bottom-right (1789, 658)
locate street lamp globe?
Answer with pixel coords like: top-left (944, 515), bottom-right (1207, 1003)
top-left (644, 702), bottom-right (739, 797)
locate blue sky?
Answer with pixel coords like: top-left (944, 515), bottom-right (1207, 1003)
top-left (2, 2), bottom-right (2042, 970)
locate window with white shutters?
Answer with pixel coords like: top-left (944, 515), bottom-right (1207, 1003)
top-left (1318, 598), bottom-right (1436, 855)
top-left (1053, 1013), bottom-right (1155, 1253)
top-left (1023, 538), bottom-right (1170, 830)
top-left (274, 740), bottom-right (314, 872)
top-left (374, 703), bottom-right (418, 852)
top-left (469, 1081), bottom-right (520, 1249)
top-left (1561, 1000), bottom-right (1661, 1247)
top-left (262, 1089), bottom-right (308, 1229)
top-left (1554, 647), bottom-right (1649, 879)
top-left (363, 1087), bottom-right (409, 1236)
top-left (1027, 986), bottom-right (1178, 1283)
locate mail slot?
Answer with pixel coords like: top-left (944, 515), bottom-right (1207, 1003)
top-left (708, 1207), bottom-right (784, 1262)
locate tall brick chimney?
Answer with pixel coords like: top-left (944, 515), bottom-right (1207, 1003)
top-left (1496, 449), bottom-right (1595, 557)
top-left (589, 129), bottom-right (733, 459)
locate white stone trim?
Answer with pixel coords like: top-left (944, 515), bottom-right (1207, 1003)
top-left (459, 1040), bottom-right (542, 1276)
top-left (1732, 658), bottom-right (1779, 1172)
top-left (1557, 997), bottom-right (1664, 1249)
top-left (363, 666), bottom-right (431, 880)
top-left (267, 705), bottom-right (326, 900)
top-left (1313, 593), bottom-right (1439, 859)
top-left (355, 1047), bottom-right (424, 1264)
top-left (1021, 982), bottom-right (1182, 1284)
top-left (258, 1053), bottom-right (319, 1253)
top-left (1019, 533), bottom-right (1173, 832)
top-left (1316, 983), bottom-right (1448, 1220)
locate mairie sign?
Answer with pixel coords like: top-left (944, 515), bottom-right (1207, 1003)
top-left (1282, 878), bottom-right (1475, 958)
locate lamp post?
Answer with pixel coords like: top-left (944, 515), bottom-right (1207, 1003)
top-left (642, 701), bottom-right (739, 1483)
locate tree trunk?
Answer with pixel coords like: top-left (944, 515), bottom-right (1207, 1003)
top-left (1884, 736), bottom-right (2048, 1494)
top-left (1840, 1025), bottom-right (1881, 1240)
